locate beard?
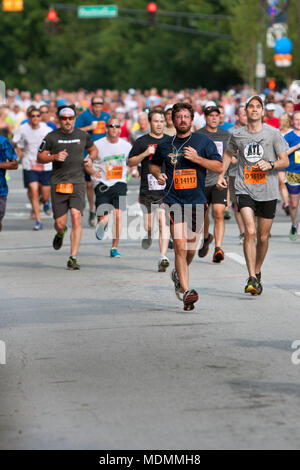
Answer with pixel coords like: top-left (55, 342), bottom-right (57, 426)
top-left (175, 122), bottom-right (192, 135)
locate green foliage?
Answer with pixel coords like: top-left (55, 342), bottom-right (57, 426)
top-left (0, 0), bottom-right (298, 92)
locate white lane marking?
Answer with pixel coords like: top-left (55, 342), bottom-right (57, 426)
top-left (226, 252), bottom-right (246, 265)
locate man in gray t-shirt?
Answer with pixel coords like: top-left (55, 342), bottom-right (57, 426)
top-left (196, 103), bottom-right (230, 263)
top-left (217, 95), bottom-right (289, 296)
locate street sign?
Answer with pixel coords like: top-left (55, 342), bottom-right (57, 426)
top-left (78, 5), bottom-right (118, 19)
top-left (266, 23), bottom-right (287, 48)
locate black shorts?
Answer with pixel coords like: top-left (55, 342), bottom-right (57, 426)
top-left (84, 170), bottom-right (91, 182)
top-left (95, 182), bottom-right (127, 216)
top-left (0, 196), bottom-right (7, 223)
top-left (165, 203), bottom-right (205, 234)
top-left (24, 170), bottom-right (51, 186)
top-left (139, 193), bottom-right (164, 214)
top-left (237, 194), bottom-right (277, 219)
top-left (23, 169), bottom-right (29, 189)
top-left (205, 185), bottom-right (227, 205)
top-left (51, 183), bottom-right (85, 219)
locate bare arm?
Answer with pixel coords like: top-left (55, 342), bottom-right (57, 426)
top-left (0, 159), bottom-right (18, 170)
top-left (286, 142), bottom-right (300, 155)
top-left (216, 150), bottom-right (233, 189)
top-left (256, 150), bottom-right (289, 171)
top-left (128, 145), bottom-right (155, 167)
top-left (149, 163), bottom-right (168, 186)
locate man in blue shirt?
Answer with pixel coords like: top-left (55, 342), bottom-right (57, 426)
top-left (0, 135), bottom-right (18, 231)
top-left (150, 103), bottom-right (222, 311)
top-left (75, 97), bottom-right (110, 227)
top-left (284, 110), bottom-right (300, 240)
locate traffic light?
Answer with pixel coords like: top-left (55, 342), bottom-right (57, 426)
top-left (268, 79), bottom-right (276, 90)
top-left (147, 2), bottom-right (157, 24)
top-left (2, 0), bottom-right (23, 11)
top-left (45, 8), bottom-right (60, 34)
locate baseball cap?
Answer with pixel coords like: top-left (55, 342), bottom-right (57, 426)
top-left (265, 103), bottom-right (276, 111)
top-left (164, 104), bottom-right (174, 112)
top-left (245, 95), bottom-right (264, 108)
top-left (204, 101), bottom-right (220, 116)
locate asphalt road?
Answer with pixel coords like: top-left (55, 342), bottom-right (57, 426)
top-left (0, 167), bottom-right (300, 450)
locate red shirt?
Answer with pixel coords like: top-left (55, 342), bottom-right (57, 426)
top-left (265, 117), bottom-right (280, 129)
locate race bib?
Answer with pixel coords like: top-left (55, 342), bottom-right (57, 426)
top-left (31, 161), bottom-right (44, 172)
top-left (56, 183), bottom-right (74, 194)
top-left (147, 174), bottom-right (166, 191)
top-left (174, 169), bottom-right (197, 190)
top-left (215, 141), bottom-right (223, 156)
top-left (93, 121), bottom-right (106, 134)
top-left (244, 165), bottom-right (267, 185)
top-left (294, 150), bottom-right (300, 164)
top-left (286, 172), bottom-right (300, 185)
top-left (106, 164), bottom-right (123, 180)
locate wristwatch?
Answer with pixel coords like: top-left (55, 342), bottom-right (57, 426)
top-left (269, 161), bottom-right (275, 170)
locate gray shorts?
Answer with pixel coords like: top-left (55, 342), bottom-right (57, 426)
top-left (0, 196), bottom-right (7, 223)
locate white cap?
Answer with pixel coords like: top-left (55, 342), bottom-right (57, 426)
top-left (115, 106), bottom-right (126, 114)
top-left (164, 104), bottom-right (173, 112)
top-left (265, 103), bottom-right (276, 111)
top-left (204, 100), bottom-right (217, 109)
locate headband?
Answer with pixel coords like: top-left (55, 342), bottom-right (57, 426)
top-left (58, 107), bottom-right (76, 117)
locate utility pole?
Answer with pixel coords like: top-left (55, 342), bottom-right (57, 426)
top-left (256, 0), bottom-right (266, 93)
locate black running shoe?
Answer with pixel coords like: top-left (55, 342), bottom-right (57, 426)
top-left (198, 233), bottom-right (213, 258)
top-left (213, 246), bottom-right (225, 263)
top-left (244, 276), bottom-right (259, 296)
top-left (183, 289), bottom-right (199, 311)
top-left (67, 257), bottom-right (80, 270)
top-left (53, 226), bottom-right (67, 250)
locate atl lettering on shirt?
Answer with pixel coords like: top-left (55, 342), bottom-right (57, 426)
top-left (150, 133), bottom-right (221, 206)
top-left (284, 130), bottom-right (300, 173)
top-left (227, 123), bottom-right (288, 201)
top-left (128, 133), bottom-right (168, 197)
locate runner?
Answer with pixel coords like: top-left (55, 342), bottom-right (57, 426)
top-left (0, 135), bottom-right (18, 231)
top-left (13, 108), bottom-right (53, 229)
top-left (217, 95), bottom-right (289, 295)
top-left (85, 118), bottom-right (131, 258)
top-left (37, 105), bottom-right (98, 270)
top-left (284, 110), bottom-right (300, 240)
top-left (75, 97), bottom-right (110, 227)
top-left (149, 102), bottom-right (222, 311)
top-left (128, 109), bottom-right (170, 272)
top-left (197, 103), bottom-right (230, 262)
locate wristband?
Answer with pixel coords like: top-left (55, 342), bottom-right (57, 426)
top-left (269, 161), bottom-right (274, 170)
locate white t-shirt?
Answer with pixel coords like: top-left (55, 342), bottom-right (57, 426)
top-left (13, 122), bottom-right (52, 171)
top-left (92, 137), bottom-right (132, 188)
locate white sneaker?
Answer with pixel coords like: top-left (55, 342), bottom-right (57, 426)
top-left (95, 222), bottom-right (107, 240)
top-left (158, 255), bottom-right (170, 272)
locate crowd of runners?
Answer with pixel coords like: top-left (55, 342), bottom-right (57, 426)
top-left (1, 85), bottom-right (300, 311)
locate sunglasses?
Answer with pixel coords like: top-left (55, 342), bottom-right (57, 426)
top-left (108, 124), bottom-right (120, 128)
top-left (60, 116), bottom-right (75, 121)
top-left (92, 102), bottom-right (104, 106)
top-left (30, 114), bottom-right (40, 118)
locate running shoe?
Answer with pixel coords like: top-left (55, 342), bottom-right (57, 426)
top-left (43, 201), bottom-right (51, 215)
top-left (183, 289), bottom-right (199, 311)
top-left (244, 276), bottom-right (259, 296)
top-left (142, 236), bottom-right (152, 249)
top-left (33, 221), bottom-right (42, 231)
top-left (239, 233), bottom-right (245, 245)
top-left (224, 209), bottom-right (231, 220)
top-left (158, 255), bottom-right (170, 272)
top-left (171, 268), bottom-right (184, 301)
top-left (95, 222), bottom-right (107, 240)
top-left (255, 272), bottom-right (263, 295)
top-left (53, 226), bottom-right (67, 250)
top-left (89, 211), bottom-right (96, 227)
top-left (110, 248), bottom-right (121, 258)
top-left (289, 224), bottom-right (298, 241)
top-left (67, 256), bottom-right (80, 270)
top-left (198, 233), bottom-right (213, 258)
top-left (213, 246), bottom-right (224, 263)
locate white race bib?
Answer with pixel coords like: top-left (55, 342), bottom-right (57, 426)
top-left (147, 174), bottom-right (166, 191)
